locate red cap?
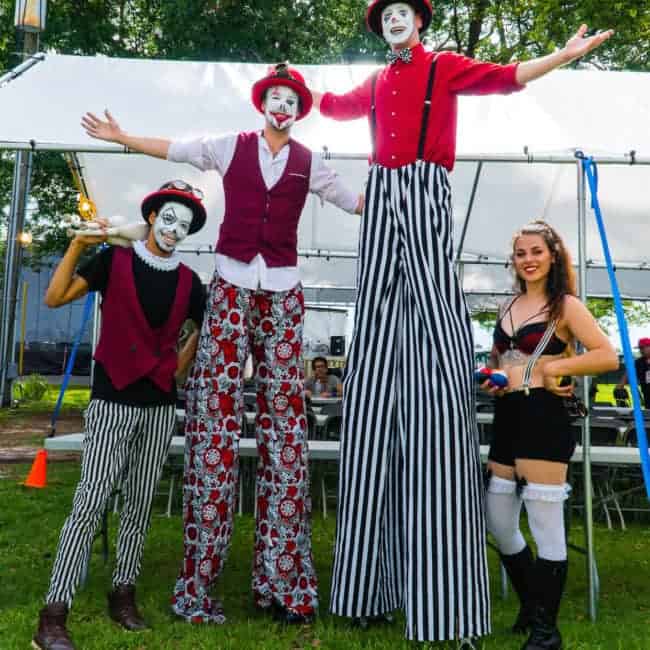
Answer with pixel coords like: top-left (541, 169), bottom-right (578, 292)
top-left (251, 64), bottom-right (313, 121)
top-left (140, 187), bottom-right (206, 234)
top-left (366, 0), bottom-right (433, 38)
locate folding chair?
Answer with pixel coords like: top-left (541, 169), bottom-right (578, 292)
top-left (316, 415), bottom-right (342, 518)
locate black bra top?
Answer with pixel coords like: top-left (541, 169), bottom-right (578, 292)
top-left (493, 295), bottom-right (568, 356)
top-left (493, 320), bottom-right (568, 356)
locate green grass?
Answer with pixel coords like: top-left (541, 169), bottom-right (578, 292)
top-left (2, 463), bottom-right (650, 648)
top-left (0, 386), bottom-right (90, 448)
top-left (0, 385), bottom-right (90, 422)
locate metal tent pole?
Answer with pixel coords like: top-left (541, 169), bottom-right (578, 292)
top-left (577, 159), bottom-right (598, 621)
top-left (0, 13), bottom-right (41, 405)
top-left (0, 153), bottom-right (21, 403)
top-left (1, 145), bottom-right (650, 165)
top-left (0, 149), bottom-right (33, 405)
top-left (455, 161), bottom-right (483, 266)
top-left (0, 51), bottom-right (44, 87)
top-left (459, 257), bottom-right (650, 272)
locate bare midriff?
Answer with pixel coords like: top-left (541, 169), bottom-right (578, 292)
top-left (498, 350), bottom-right (566, 393)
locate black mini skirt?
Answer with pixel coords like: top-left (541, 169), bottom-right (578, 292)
top-left (488, 388), bottom-right (576, 466)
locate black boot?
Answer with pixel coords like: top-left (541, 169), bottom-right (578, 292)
top-left (270, 600), bottom-right (314, 625)
top-left (352, 612), bottom-right (394, 629)
top-left (32, 602), bottom-right (75, 650)
top-left (108, 584), bottom-right (149, 631)
top-left (521, 558), bottom-right (568, 650)
top-left (500, 545), bottom-right (536, 634)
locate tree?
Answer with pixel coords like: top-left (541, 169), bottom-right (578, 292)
top-left (472, 298), bottom-right (650, 341)
top-left (586, 298), bottom-right (650, 336)
top-left (154, 1), bottom-right (377, 63)
top-left (430, 0), bottom-right (650, 70)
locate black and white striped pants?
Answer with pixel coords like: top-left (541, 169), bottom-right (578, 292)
top-left (330, 162), bottom-right (490, 642)
top-left (46, 399), bottom-right (176, 606)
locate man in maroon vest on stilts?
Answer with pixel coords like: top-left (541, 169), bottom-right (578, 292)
top-left (34, 182), bottom-right (207, 650)
top-left (82, 64), bottom-right (362, 624)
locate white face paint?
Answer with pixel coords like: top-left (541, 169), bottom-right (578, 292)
top-left (381, 2), bottom-right (417, 46)
top-left (152, 201), bottom-right (193, 253)
top-left (263, 85), bottom-right (299, 131)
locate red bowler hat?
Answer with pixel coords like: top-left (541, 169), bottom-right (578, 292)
top-left (141, 180), bottom-right (207, 235)
top-left (251, 63), bottom-right (313, 121)
top-left (639, 338), bottom-right (650, 349)
top-left (366, 0), bottom-right (433, 38)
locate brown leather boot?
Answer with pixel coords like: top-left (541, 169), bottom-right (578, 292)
top-left (32, 602), bottom-right (75, 650)
top-left (107, 584), bottom-right (149, 631)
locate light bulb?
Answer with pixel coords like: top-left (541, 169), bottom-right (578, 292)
top-left (17, 231), bottom-right (33, 246)
top-left (78, 195), bottom-right (97, 221)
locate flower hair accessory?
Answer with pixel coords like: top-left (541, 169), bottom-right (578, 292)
top-left (514, 220), bottom-right (561, 251)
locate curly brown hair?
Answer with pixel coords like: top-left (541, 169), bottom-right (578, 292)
top-left (511, 220), bottom-right (577, 322)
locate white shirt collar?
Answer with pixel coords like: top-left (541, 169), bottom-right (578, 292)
top-left (133, 239), bottom-right (181, 272)
top-left (258, 132), bottom-right (290, 162)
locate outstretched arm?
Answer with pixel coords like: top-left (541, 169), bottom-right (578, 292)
top-left (310, 154), bottom-right (364, 215)
top-left (81, 109), bottom-right (171, 158)
top-left (516, 24), bottom-right (614, 85)
top-left (311, 76), bottom-right (374, 120)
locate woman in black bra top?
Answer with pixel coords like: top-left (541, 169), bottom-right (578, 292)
top-left (480, 221), bottom-right (618, 650)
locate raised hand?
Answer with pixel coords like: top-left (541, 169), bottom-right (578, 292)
top-left (81, 109), bottom-right (124, 143)
top-left (71, 230), bottom-right (109, 247)
top-left (563, 24), bottom-right (614, 62)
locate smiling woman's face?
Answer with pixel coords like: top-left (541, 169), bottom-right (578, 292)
top-left (381, 3), bottom-right (416, 46)
top-left (512, 233), bottom-right (554, 284)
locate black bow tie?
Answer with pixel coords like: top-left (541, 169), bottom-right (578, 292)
top-left (386, 48), bottom-right (413, 65)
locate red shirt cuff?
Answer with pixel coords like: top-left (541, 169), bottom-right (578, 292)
top-left (319, 92), bottom-right (337, 117)
top-left (508, 62), bottom-right (527, 92)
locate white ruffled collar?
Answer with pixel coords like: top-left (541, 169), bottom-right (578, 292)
top-left (133, 239), bottom-right (181, 272)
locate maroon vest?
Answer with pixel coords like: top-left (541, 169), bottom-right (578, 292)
top-left (94, 247), bottom-right (192, 392)
top-left (216, 131), bottom-right (311, 267)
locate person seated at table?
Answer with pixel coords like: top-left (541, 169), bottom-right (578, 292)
top-left (33, 182), bottom-right (206, 650)
top-left (616, 337), bottom-right (650, 408)
top-left (481, 220), bottom-right (617, 650)
top-left (305, 356), bottom-right (342, 398)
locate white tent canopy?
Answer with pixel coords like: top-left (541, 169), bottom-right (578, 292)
top-left (2, 52), bottom-right (650, 302)
top-left (6, 51), bottom-right (650, 620)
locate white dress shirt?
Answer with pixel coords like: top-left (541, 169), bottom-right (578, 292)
top-left (168, 132), bottom-right (358, 291)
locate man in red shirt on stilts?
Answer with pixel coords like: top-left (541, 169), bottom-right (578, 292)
top-left (312, 2), bottom-right (612, 645)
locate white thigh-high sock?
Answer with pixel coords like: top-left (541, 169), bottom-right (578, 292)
top-left (523, 482), bottom-right (571, 561)
top-left (486, 475), bottom-right (526, 556)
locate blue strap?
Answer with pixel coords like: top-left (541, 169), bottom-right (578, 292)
top-left (49, 291), bottom-right (95, 437)
top-left (582, 156), bottom-right (650, 499)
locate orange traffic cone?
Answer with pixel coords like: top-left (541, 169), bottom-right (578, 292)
top-left (23, 449), bottom-right (48, 488)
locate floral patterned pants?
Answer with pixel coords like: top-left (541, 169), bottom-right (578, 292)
top-left (171, 275), bottom-right (318, 623)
